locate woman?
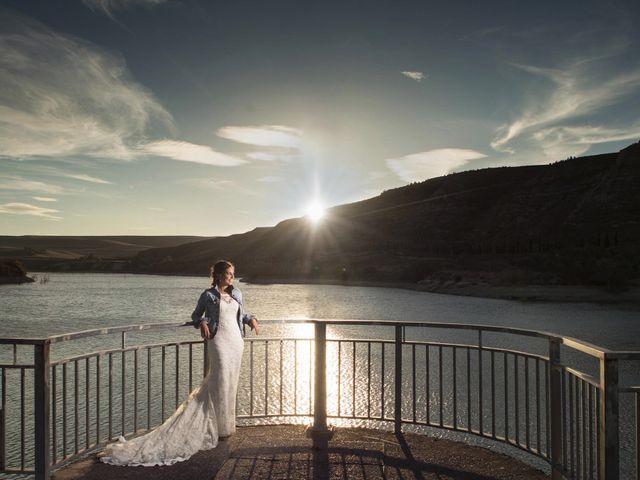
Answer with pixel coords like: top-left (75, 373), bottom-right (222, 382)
top-left (101, 260), bottom-right (259, 466)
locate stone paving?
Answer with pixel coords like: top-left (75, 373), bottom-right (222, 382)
top-left (52, 425), bottom-right (550, 480)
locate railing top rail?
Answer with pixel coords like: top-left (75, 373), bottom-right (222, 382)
top-left (46, 321), bottom-right (191, 344)
top-left (0, 337), bottom-right (48, 345)
top-left (602, 351), bottom-right (640, 360)
top-left (0, 322), bottom-right (189, 345)
top-left (0, 318), bottom-right (624, 358)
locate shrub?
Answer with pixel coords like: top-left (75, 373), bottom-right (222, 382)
top-left (0, 260), bottom-right (28, 277)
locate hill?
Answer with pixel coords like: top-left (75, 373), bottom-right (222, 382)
top-left (131, 143), bottom-right (640, 290)
top-left (0, 236), bottom-right (209, 272)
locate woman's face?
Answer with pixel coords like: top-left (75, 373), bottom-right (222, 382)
top-left (219, 266), bottom-right (235, 288)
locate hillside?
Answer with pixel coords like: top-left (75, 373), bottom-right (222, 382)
top-left (0, 236), bottom-right (209, 272)
top-left (131, 143), bottom-right (640, 289)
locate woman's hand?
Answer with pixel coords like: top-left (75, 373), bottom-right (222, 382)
top-left (249, 318), bottom-right (260, 335)
top-left (200, 322), bottom-right (210, 339)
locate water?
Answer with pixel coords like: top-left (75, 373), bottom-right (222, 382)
top-left (1, 272), bottom-right (639, 348)
top-left (1, 273), bottom-right (639, 477)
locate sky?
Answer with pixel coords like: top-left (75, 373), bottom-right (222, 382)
top-left (1, 0), bottom-right (639, 236)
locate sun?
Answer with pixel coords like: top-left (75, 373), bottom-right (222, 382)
top-left (307, 201), bottom-right (326, 223)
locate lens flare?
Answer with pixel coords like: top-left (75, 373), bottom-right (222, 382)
top-left (307, 202), bottom-right (326, 223)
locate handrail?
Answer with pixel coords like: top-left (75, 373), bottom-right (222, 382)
top-left (0, 318), bottom-right (613, 357)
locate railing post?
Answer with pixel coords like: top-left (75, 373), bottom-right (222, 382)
top-left (394, 325), bottom-right (403, 434)
top-left (1, 360), bottom-right (6, 470)
top-left (306, 321), bottom-right (333, 448)
top-left (600, 354), bottom-right (619, 480)
top-left (34, 341), bottom-right (51, 480)
top-left (549, 338), bottom-right (563, 480)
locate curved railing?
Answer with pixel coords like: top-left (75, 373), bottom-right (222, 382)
top-left (0, 320), bottom-right (639, 480)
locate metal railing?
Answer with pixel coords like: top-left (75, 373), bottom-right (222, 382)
top-left (0, 320), bottom-right (639, 480)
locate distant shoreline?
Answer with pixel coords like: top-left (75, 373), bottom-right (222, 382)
top-left (13, 269), bottom-right (640, 306)
top-left (244, 276), bottom-right (640, 306)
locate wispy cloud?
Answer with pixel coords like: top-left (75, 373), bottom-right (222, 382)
top-left (0, 177), bottom-right (65, 194)
top-left (217, 125), bottom-right (303, 148)
top-left (386, 148), bottom-right (487, 182)
top-left (0, 202), bottom-right (61, 220)
top-left (147, 207), bottom-right (165, 212)
top-left (63, 173), bottom-right (112, 184)
top-left (530, 124), bottom-right (640, 160)
top-left (246, 152), bottom-right (280, 161)
top-left (81, 0), bottom-right (169, 18)
top-left (4, 163), bottom-right (116, 189)
top-left (491, 57), bottom-right (640, 158)
top-left (139, 140), bottom-right (246, 166)
top-left (181, 178), bottom-right (257, 196)
top-left (0, 11), bottom-right (173, 161)
top-left (33, 196), bottom-right (57, 202)
top-left (401, 71), bottom-right (426, 82)
top-left (246, 150), bottom-right (299, 162)
top-left (257, 176), bottom-right (283, 183)
top-left (0, 14), bottom-right (296, 171)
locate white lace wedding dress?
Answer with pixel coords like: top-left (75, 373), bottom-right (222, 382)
top-left (101, 296), bottom-right (244, 466)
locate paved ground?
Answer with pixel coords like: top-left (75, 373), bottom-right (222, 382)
top-left (52, 425), bottom-right (550, 480)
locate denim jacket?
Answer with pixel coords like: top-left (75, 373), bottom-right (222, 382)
top-left (191, 285), bottom-right (256, 337)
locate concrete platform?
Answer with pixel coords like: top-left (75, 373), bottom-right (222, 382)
top-left (52, 425), bottom-right (550, 479)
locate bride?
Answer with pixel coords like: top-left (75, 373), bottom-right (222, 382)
top-left (100, 260), bottom-right (259, 466)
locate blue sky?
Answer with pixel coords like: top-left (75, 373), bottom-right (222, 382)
top-left (1, 0), bottom-right (639, 235)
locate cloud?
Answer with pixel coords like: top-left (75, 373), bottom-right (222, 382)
top-left (0, 177), bottom-right (66, 194)
top-left (246, 152), bottom-right (279, 161)
top-left (530, 124), bottom-right (640, 160)
top-left (533, 124), bottom-right (640, 146)
top-left (81, 0), bottom-right (169, 18)
top-left (0, 202), bottom-right (61, 220)
top-left (217, 125), bottom-right (303, 148)
top-left (33, 196), bottom-right (57, 202)
top-left (257, 176), bottom-right (283, 183)
top-left (147, 207), bottom-right (165, 212)
top-left (0, 10), bottom-right (173, 160)
top-left (245, 150), bottom-right (299, 162)
top-left (182, 178), bottom-right (257, 196)
top-left (401, 71), bottom-right (426, 82)
top-left (491, 58), bottom-right (640, 157)
top-left (63, 173), bottom-right (112, 184)
top-left (386, 148), bottom-right (487, 182)
top-left (0, 14), bottom-right (282, 171)
top-left (139, 140), bottom-right (246, 166)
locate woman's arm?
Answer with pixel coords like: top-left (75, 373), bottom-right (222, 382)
top-left (191, 291), bottom-right (208, 328)
top-left (242, 313), bottom-right (260, 335)
top-left (192, 291), bottom-right (213, 338)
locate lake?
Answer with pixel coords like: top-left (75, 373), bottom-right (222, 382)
top-left (1, 272), bottom-right (639, 349)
